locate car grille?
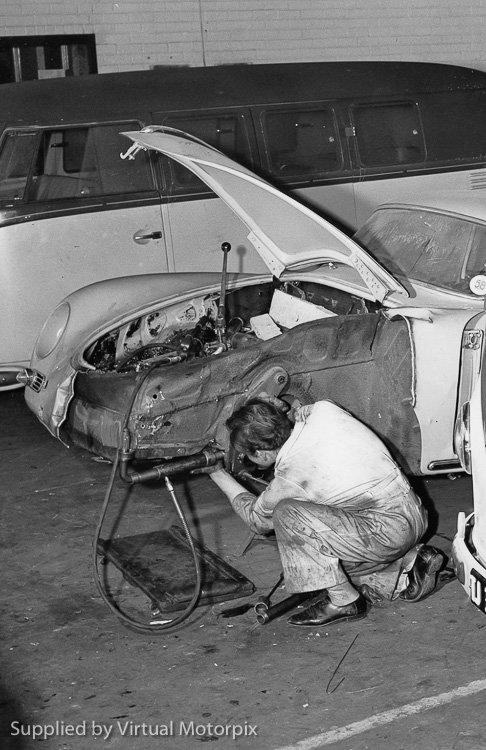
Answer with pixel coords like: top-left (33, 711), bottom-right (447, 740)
top-left (29, 370), bottom-right (48, 393)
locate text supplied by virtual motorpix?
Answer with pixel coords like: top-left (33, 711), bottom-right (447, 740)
top-left (11, 720), bottom-right (258, 740)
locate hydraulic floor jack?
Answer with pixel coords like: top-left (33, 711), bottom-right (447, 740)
top-left (96, 448), bottom-right (313, 632)
top-left (94, 447), bottom-right (257, 633)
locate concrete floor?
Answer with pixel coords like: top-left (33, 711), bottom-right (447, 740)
top-left (2, 389), bottom-right (486, 750)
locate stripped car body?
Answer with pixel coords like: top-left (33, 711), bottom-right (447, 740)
top-left (22, 127), bottom-right (486, 476)
top-left (71, 297), bottom-right (416, 465)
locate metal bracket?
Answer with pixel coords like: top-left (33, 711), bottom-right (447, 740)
top-left (120, 143), bottom-right (145, 161)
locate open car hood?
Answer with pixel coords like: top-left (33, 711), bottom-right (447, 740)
top-left (122, 127), bottom-right (408, 303)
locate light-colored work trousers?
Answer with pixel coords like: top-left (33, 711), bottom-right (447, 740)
top-left (272, 470), bottom-right (428, 601)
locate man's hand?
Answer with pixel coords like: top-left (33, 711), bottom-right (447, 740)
top-left (293, 403), bottom-right (314, 422)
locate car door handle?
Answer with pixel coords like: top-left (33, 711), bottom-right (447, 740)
top-left (133, 230), bottom-right (163, 244)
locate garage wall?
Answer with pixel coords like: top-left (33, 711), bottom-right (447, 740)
top-left (2, 0), bottom-right (486, 73)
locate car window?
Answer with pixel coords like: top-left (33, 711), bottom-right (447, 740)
top-left (0, 122), bottom-right (155, 203)
top-left (161, 113), bottom-right (253, 195)
top-left (261, 107), bottom-right (342, 178)
top-left (421, 90), bottom-right (486, 162)
top-left (352, 102), bottom-right (425, 167)
top-left (0, 130), bottom-right (37, 200)
top-left (355, 208), bottom-right (486, 294)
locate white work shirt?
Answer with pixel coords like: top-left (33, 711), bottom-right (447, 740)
top-left (232, 400), bottom-right (408, 533)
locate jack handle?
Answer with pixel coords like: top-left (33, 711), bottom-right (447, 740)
top-left (216, 242), bottom-right (231, 346)
top-left (255, 592), bottom-right (313, 625)
top-left (254, 572), bottom-right (284, 614)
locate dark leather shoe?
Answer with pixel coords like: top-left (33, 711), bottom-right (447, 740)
top-left (399, 545), bottom-right (444, 602)
top-left (287, 593), bottom-right (368, 627)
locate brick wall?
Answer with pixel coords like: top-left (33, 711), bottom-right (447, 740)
top-left (2, 0), bottom-right (486, 73)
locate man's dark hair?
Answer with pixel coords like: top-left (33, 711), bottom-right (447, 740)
top-left (226, 399), bottom-right (292, 456)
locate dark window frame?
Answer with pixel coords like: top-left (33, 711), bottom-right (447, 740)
top-left (0, 34), bottom-right (97, 84)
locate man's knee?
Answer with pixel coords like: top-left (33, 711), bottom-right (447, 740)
top-left (273, 497), bottom-right (305, 533)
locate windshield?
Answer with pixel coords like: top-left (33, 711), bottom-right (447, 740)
top-left (355, 208), bottom-right (486, 295)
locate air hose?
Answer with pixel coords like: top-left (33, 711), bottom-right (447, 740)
top-left (92, 363), bottom-right (214, 633)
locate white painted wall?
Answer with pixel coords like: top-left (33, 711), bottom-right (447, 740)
top-left (1, 0), bottom-right (486, 73)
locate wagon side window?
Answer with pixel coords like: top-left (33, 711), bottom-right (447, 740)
top-left (160, 113), bottom-right (253, 194)
top-left (352, 102), bottom-right (425, 167)
top-left (262, 108), bottom-right (342, 179)
top-left (24, 122), bottom-right (154, 202)
top-left (0, 131), bottom-right (38, 200)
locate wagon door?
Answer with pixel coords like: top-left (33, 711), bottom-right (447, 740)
top-left (0, 122), bottom-right (169, 367)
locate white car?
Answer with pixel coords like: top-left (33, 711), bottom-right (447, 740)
top-left (10, 127), bottom-right (486, 482)
top-left (452, 311), bottom-right (486, 615)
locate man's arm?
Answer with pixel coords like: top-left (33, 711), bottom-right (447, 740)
top-left (209, 468), bottom-right (274, 533)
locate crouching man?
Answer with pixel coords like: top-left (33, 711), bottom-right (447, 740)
top-left (209, 398), bottom-right (444, 627)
